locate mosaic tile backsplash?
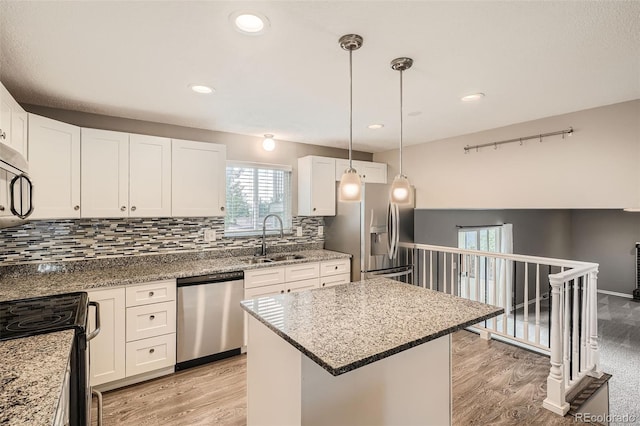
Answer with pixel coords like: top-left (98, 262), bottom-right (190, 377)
top-left (0, 216), bottom-right (325, 265)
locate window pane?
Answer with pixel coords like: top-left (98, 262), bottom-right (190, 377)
top-left (225, 164), bottom-right (292, 235)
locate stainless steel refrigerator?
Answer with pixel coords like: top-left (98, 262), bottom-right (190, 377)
top-left (324, 183), bottom-right (414, 282)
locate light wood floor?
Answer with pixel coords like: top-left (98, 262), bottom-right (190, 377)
top-left (95, 330), bottom-right (583, 425)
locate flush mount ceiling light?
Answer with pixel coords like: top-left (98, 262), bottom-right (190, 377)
top-left (461, 92), bottom-right (485, 102)
top-left (189, 84), bottom-right (214, 94)
top-left (368, 124), bottom-right (384, 129)
top-left (338, 34), bottom-right (364, 203)
top-left (231, 11), bottom-right (270, 35)
top-left (262, 134), bottom-right (275, 151)
top-left (389, 57), bottom-right (414, 206)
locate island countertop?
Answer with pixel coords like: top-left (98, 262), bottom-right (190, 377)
top-left (241, 277), bottom-right (503, 376)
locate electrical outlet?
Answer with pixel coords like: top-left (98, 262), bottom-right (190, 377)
top-left (318, 226), bottom-right (324, 236)
top-left (296, 227), bottom-right (303, 237)
top-left (204, 229), bottom-right (216, 242)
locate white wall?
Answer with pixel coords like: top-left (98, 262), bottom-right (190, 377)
top-left (374, 100), bottom-right (640, 209)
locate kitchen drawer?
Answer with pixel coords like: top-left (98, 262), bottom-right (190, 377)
top-left (244, 283), bottom-right (285, 299)
top-left (286, 278), bottom-right (319, 293)
top-left (285, 262), bottom-right (319, 283)
top-left (320, 259), bottom-right (350, 277)
top-left (244, 267), bottom-right (285, 289)
top-left (125, 333), bottom-right (176, 377)
top-left (126, 301), bottom-right (176, 342)
top-left (126, 280), bottom-right (176, 307)
top-left (320, 273), bottom-right (351, 288)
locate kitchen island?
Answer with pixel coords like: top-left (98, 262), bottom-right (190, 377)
top-left (241, 277), bottom-right (503, 426)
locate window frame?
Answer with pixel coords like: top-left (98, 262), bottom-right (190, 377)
top-left (224, 161), bottom-right (293, 237)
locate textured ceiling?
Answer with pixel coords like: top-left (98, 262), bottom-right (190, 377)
top-left (1, 1), bottom-right (638, 153)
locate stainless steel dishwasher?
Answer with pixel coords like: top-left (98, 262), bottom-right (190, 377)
top-left (176, 270), bottom-right (244, 370)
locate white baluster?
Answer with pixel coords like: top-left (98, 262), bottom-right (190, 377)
top-left (429, 251), bottom-right (433, 290)
top-left (443, 253), bottom-right (447, 294)
top-left (581, 273), bottom-right (588, 372)
top-left (475, 255), bottom-right (480, 302)
top-left (563, 280), bottom-right (570, 387)
top-left (543, 275), bottom-right (569, 415)
top-left (451, 253), bottom-right (455, 295)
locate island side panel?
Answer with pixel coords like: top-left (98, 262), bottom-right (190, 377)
top-left (301, 335), bottom-right (452, 426)
top-left (247, 316), bottom-right (302, 426)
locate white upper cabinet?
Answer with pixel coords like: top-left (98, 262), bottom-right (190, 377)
top-left (335, 159), bottom-right (387, 184)
top-left (171, 139), bottom-right (226, 217)
top-left (298, 156), bottom-right (336, 216)
top-left (81, 128), bottom-right (130, 218)
top-left (28, 114), bottom-right (81, 219)
top-left (0, 82), bottom-right (27, 157)
top-left (82, 130), bottom-right (172, 218)
top-left (129, 134), bottom-right (171, 217)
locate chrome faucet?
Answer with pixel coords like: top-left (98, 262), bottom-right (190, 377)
top-left (258, 214), bottom-right (284, 256)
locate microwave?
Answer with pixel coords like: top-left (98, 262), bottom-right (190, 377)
top-left (0, 143), bottom-right (34, 229)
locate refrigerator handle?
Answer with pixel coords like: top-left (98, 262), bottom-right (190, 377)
top-left (388, 203), bottom-right (398, 260)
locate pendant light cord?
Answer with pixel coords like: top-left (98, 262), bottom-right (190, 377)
top-left (349, 48), bottom-right (353, 169)
top-left (399, 68), bottom-right (404, 176)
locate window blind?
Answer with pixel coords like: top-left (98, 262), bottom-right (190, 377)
top-left (225, 162), bottom-right (292, 235)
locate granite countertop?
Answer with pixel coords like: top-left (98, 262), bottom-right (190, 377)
top-left (0, 249), bottom-right (350, 302)
top-left (241, 277), bottom-right (504, 376)
top-left (0, 330), bottom-right (74, 426)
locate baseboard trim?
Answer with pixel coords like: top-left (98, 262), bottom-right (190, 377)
top-left (597, 289), bottom-right (633, 299)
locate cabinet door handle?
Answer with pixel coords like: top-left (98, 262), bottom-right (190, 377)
top-left (280, 290), bottom-right (285, 294)
top-left (74, 205), bottom-right (80, 211)
top-left (0, 131), bottom-right (5, 139)
top-left (0, 205), bottom-right (4, 211)
top-left (313, 207), bottom-right (316, 212)
top-left (287, 289), bottom-right (291, 293)
top-left (322, 283), bottom-right (326, 287)
top-left (149, 291), bottom-right (154, 297)
top-left (220, 206), bottom-right (225, 211)
top-left (87, 301), bottom-right (101, 341)
top-left (120, 206), bottom-right (126, 211)
top-left (149, 315), bottom-right (155, 320)
top-left (131, 206), bottom-right (137, 211)
top-left (334, 266), bottom-right (338, 270)
top-left (149, 348), bottom-right (155, 354)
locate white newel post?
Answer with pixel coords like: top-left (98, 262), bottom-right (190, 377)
top-left (587, 269), bottom-right (603, 378)
top-left (543, 276), bottom-right (569, 415)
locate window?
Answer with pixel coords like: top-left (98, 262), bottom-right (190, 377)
top-left (225, 162), bottom-right (292, 236)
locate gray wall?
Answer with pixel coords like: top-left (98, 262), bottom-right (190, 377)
top-left (415, 209), bottom-right (640, 296)
top-left (570, 210), bottom-right (640, 295)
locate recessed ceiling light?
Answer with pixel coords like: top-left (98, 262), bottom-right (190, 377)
top-left (189, 84), bottom-right (214, 94)
top-left (231, 11), bottom-right (270, 35)
top-left (368, 124), bottom-right (384, 129)
top-left (461, 93), bottom-right (485, 102)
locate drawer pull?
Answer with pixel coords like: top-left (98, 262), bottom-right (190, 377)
top-left (149, 348), bottom-right (155, 354)
top-left (287, 289), bottom-right (291, 293)
top-left (149, 291), bottom-right (154, 297)
top-left (334, 266), bottom-right (338, 270)
top-left (280, 290), bottom-right (285, 294)
top-left (322, 283), bottom-right (326, 287)
top-left (149, 315), bottom-right (155, 320)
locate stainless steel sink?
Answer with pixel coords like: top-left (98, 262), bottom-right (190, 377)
top-left (247, 257), bottom-right (274, 264)
top-left (269, 254), bottom-right (305, 262)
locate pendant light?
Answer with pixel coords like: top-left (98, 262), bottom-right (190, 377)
top-left (338, 34), bottom-right (363, 202)
top-left (389, 57), bottom-right (413, 205)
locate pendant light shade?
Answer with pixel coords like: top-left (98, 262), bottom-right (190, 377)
top-left (338, 34), bottom-right (363, 203)
top-left (389, 57), bottom-right (413, 205)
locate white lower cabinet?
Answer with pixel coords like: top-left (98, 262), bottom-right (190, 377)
top-left (88, 287), bottom-right (126, 387)
top-left (320, 258), bottom-right (352, 288)
top-left (89, 279), bottom-right (176, 389)
top-left (125, 334), bottom-right (176, 377)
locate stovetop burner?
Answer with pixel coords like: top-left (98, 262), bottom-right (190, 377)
top-left (0, 292), bottom-right (89, 341)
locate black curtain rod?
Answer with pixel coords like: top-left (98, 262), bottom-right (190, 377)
top-left (456, 224), bottom-right (506, 229)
